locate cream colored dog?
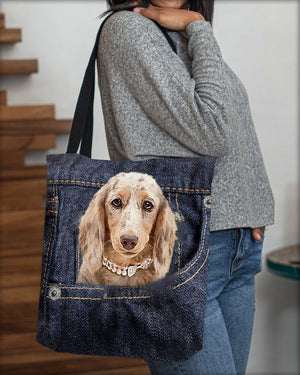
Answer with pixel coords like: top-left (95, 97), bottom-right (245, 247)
top-left (77, 172), bottom-right (177, 287)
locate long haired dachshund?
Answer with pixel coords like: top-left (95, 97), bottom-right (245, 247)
top-left (76, 172), bottom-right (177, 287)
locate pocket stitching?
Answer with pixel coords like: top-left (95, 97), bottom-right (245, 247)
top-left (175, 192), bottom-right (182, 271)
top-left (41, 185), bottom-right (57, 296)
top-left (176, 207), bottom-right (208, 277)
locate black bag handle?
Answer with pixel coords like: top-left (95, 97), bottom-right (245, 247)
top-left (67, 10), bottom-right (177, 158)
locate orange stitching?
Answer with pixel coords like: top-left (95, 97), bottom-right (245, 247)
top-left (172, 207), bottom-right (210, 289)
top-left (104, 295), bottom-right (151, 300)
top-left (177, 241), bottom-right (181, 271)
top-left (77, 242), bottom-right (80, 274)
top-left (48, 179), bottom-right (210, 193)
top-left (49, 179), bottom-right (104, 187)
top-left (41, 186), bottom-right (56, 295)
top-left (175, 192), bottom-right (182, 270)
top-left (58, 286), bottom-right (105, 290)
top-left (47, 296), bottom-right (103, 301)
top-left (51, 189), bottom-right (55, 212)
top-left (161, 186), bottom-right (210, 193)
top-left (175, 192), bottom-right (180, 215)
top-left (47, 295), bottom-right (152, 301)
top-left (173, 248), bottom-right (209, 290)
top-left (177, 208), bottom-right (208, 277)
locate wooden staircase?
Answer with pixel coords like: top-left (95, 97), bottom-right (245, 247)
top-left (0, 13), bottom-right (150, 375)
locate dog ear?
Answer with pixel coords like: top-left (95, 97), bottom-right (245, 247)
top-left (152, 198), bottom-right (177, 278)
top-left (76, 187), bottom-right (107, 284)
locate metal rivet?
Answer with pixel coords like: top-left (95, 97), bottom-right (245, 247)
top-left (203, 196), bottom-right (212, 209)
top-left (48, 286), bottom-right (61, 300)
top-left (174, 212), bottom-right (184, 223)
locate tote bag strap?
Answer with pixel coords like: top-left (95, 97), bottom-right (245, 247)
top-left (67, 10), bottom-right (177, 158)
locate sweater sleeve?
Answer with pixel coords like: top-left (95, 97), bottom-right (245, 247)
top-left (99, 11), bottom-right (231, 157)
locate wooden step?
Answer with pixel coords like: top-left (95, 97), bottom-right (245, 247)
top-left (0, 150), bottom-right (25, 169)
top-left (0, 286), bottom-right (40, 304)
top-left (0, 134), bottom-right (56, 168)
top-left (0, 59), bottom-right (38, 74)
top-left (0, 245), bottom-right (43, 258)
top-left (0, 347), bottom-right (149, 374)
top-left (0, 271), bottom-right (41, 288)
top-left (0, 28), bottom-right (21, 43)
top-left (1, 315), bottom-right (38, 336)
top-left (0, 13), bottom-right (5, 29)
top-left (1, 362), bottom-right (149, 375)
top-left (0, 165), bottom-right (47, 181)
top-left (0, 360), bottom-right (148, 375)
top-left (1, 178), bottom-right (46, 211)
top-left (0, 332), bottom-right (40, 352)
top-left (0, 104), bottom-right (54, 121)
top-left (0, 332), bottom-right (149, 371)
top-left (0, 210), bottom-right (45, 250)
top-left (0, 302), bottom-right (38, 325)
top-left (0, 134), bottom-right (56, 151)
top-left (77, 366), bottom-right (150, 375)
top-left (0, 119), bottom-right (72, 135)
top-left (0, 254), bottom-right (42, 273)
top-left (0, 90), bottom-right (7, 105)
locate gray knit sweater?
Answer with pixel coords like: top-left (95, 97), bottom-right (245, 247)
top-left (97, 10), bottom-right (274, 231)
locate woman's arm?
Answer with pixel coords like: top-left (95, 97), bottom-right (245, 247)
top-left (134, 6), bottom-right (266, 241)
top-left (133, 5), bottom-right (205, 31)
top-left (99, 11), bottom-right (231, 157)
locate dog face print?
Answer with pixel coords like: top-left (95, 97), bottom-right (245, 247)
top-left (77, 172), bottom-right (177, 287)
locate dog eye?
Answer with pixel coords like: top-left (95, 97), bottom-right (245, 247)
top-left (111, 198), bottom-right (122, 208)
top-left (143, 201), bottom-right (154, 211)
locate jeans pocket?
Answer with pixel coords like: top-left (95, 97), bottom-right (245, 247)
top-left (247, 230), bottom-right (264, 276)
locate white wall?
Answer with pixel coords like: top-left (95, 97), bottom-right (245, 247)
top-left (213, 4), bottom-right (299, 373)
top-left (0, 1), bottom-right (298, 373)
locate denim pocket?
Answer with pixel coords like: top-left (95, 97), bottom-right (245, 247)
top-left (254, 232), bottom-right (265, 243)
top-left (45, 187), bottom-right (209, 297)
top-left (230, 229), bottom-right (264, 285)
top-left (38, 189), bottom-right (210, 361)
top-left (250, 232), bottom-right (264, 275)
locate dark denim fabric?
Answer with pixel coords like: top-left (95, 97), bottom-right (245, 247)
top-left (37, 153), bottom-right (215, 362)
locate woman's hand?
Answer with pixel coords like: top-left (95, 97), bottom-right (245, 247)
top-left (252, 227), bottom-right (265, 242)
top-left (133, 5), bottom-right (205, 31)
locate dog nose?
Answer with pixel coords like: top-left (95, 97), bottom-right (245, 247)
top-left (120, 235), bottom-right (138, 250)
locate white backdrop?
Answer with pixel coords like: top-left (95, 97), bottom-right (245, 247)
top-left (0, 1), bottom-right (298, 373)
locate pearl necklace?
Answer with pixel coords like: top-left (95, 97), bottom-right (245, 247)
top-left (102, 256), bottom-right (152, 278)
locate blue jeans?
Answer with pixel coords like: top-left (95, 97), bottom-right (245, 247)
top-left (147, 228), bottom-right (263, 375)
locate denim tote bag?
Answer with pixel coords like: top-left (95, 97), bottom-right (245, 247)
top-left (36, 11), bottom-right (215, 362)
